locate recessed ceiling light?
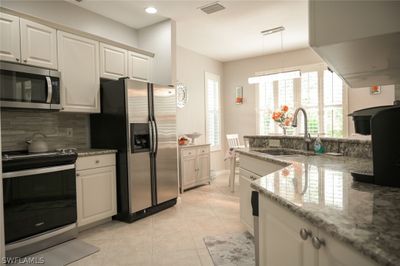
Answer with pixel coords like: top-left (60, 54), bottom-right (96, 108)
top-left (145, 7), bottom-right (157, 14)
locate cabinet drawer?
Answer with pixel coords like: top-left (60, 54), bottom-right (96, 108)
top-left (76, 154), bottom-right (116, 171)
top-left (240, 168), bottom-right (262, 181)
top-left (240, 154), bottom-right (286, 177)
top-left (198, 146), bottom-right (209, 154)
top-left (181, 148), bottom-right (196, 157)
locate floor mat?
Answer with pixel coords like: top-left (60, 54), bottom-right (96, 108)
top-left (12, 239), bottom-right (99, 265)
top-left (204, 231), bottom-right (255, 266)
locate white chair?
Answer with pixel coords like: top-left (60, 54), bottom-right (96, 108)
top-left (226, 134), bottom-right (244, 192)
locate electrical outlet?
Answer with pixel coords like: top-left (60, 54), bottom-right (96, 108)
top-left (269, 139), bottom-right (281, 147)
top-left (66, 128), bottom-right (73, 137)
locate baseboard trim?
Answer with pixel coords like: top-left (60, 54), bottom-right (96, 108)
top-left (213, 169), bottom-right (230, 176)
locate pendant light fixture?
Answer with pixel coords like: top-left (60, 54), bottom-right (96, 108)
top-left (248, 26), bottom-right (301, 84)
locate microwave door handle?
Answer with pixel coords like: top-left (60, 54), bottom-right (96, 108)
top-left (45, 76), bottom-right (53, 103)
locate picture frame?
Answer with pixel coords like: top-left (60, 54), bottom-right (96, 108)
top-left (235, 86), bottom-right (243, 104)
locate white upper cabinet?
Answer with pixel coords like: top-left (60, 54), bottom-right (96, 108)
top-left (57, 31), bottom-right (100, 113)
top-left (99, 43), bottom-right (128, 80)
top-left (20, 18), bottom-right (57, 69)
top-left (128, 51), bottom-right (151, 82)
top-left (0, 13), bottom-right (21, 63)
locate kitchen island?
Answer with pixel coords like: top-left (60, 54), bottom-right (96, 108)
top-left (237, 148), bottom-right (400, 266)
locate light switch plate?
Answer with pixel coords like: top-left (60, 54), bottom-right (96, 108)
top-left (269, 139), bottom-right (281, 147)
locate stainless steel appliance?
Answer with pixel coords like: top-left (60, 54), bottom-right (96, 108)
top-left (251, 191), bottom-right (259, 266)
top-left (0, 62), bottom-right (61, 110)
top-left (2, 149), bottom-right (78, 257)
top-left (91, 78), bottom-right (178, 222)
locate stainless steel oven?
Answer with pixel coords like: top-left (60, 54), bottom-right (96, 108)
top-left (2, 150), bottom-right (78, 257)
top-left (0, 62), bottom-right (61, 110)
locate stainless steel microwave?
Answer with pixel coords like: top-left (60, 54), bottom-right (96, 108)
top-left (0, 62), bottom-right (61, 110)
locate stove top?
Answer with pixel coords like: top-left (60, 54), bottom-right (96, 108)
top-left (2, 148), bottom-right (77, 161)
top-left (2, 149), bottom-right (78, 172)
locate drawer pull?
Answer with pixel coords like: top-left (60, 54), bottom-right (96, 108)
top-left (95, 160), bottom-right (100, 164)
top-left (311, 236), bottom-right (325, 249)
top-left (299, 228), bottom-right (312, 240)
top-left (76, 173), bottom-right (80, 177)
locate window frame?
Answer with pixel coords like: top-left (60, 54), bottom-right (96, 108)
top-left (255, 64), bottom-right (348, 137)
top-left (205, 72), bottom-right (222, 151)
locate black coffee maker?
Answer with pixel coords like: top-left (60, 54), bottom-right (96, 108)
top-left (350, 104), bottom-right (400, 187)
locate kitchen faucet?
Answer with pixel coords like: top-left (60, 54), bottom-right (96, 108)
top-left (291, 107), bottom-right (312, 151)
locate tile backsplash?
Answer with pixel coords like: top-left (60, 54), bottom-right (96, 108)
top-left (1, 110), bottom-right (90, 151)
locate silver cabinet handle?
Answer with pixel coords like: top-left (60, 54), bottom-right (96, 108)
top-left (311, 236), bottom-right (325, 249)
top-left (299, 228), bottom-right (312, 240)
top-left (95, 160), bottom-right (100, 164)
top-left (16, 58), bottom-right (20, 62)
top-left (23, 59), bottom-right (27, 63)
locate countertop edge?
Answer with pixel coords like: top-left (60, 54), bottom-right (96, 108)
top-left (77, 149), bottom-right (118, 157)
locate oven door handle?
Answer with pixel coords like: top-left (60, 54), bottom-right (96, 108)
top-left (2, 164), bottom-right (75, 179)
top-left (46, 76), bottom-right (53, 103)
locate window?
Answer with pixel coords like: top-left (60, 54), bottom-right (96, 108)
top-left (205, 72), bottom-right (221, 151)
top-left (257, 67), bottom-right (346, 137)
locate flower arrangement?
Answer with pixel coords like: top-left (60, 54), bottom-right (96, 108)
top-left (272, 105), bottom-right (292, 135)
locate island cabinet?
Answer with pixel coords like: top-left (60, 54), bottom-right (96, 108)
top-left (239, 154), bottom-right (285, 235)
top-left (0, 12), bottom-right (57, 69)
top-left (76, 153), bottom-right (117, 228)
top-left (179, 144), bottom-right (210, 192)
top-left (57, 31), bottom-right (100, 113)
top-left (259, 194), bottom-right (378, 266)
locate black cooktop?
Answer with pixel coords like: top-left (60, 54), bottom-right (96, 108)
top-left (2, 149), bottom-right (78, 172)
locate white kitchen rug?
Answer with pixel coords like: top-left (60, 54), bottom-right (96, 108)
top-left (11, 239), bottom-right (99, 265)
top-left (204, 231), bottom-right (255, 266)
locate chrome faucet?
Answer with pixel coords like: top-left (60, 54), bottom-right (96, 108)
top-left (291, 107), bottom-right (312, 151)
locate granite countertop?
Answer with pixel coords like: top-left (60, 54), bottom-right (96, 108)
top-left (237, 149), bottom-right (400, 266)
top-left (76, 148), bottom-right (118, 157)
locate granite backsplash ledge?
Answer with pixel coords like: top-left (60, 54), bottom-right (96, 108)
top-left (245, 135), bottom-right (372, 159)
top-left (1, 110), bottom-right (90, 151)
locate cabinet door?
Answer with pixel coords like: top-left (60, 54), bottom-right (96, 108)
top-left (0, 13), bottom-right (20, 63)
top-left (128, 51), bottom-right (151, 81)
top-left (76, 166), bottom-right (117, 227)
top-left (20, 18), bottom-right (57, 69)
top-left (99, 43), bottom-right (128, 80)
top-left (58, 31), bottom-right (100, 113)
top-left (318, 231), bottom-right (378, 266)
top-left (182, 155), bottom-right (197, 187)
top-left (260, 196), bottom-right (318, 266)
top-left (197, 153), bottom-right (210, 182)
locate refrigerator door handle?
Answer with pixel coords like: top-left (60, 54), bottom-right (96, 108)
top-left (153, 119), bottom-right (159, 156)
top-left (149, 121), bottom-right (154, 154)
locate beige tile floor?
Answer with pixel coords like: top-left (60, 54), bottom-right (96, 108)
top-left (71, 173), bottom-right (244, 266)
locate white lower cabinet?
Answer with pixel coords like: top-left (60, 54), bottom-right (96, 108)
top-left (179, 144), bottom-right (210, 192)
top-left (76, 154), bottom-right (117, 227)
top-left (259, 194), bottom-right (378, 266)
top-left (239, 154), bottom-right (285, 235)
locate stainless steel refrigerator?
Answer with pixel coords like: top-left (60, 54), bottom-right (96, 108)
top-left (91, 78), bottom-right (178, 222)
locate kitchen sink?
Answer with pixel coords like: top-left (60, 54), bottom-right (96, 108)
top-left (258, 149), bottom-right (315, 156)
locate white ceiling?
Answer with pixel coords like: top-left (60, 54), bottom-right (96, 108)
top-left (70, 1), bottom-right (309, 62)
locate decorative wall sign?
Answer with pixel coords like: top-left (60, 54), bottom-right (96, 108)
top-left (176, 83), bottom-right (188, 108)
top-left (370, 85), bottom-right (381, 95)
top-left (235, 86), bottom-right (243, 104)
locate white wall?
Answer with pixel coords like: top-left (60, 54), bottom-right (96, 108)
top-left (222, 48), bottom-right (323, 141)
top-left (348, 85), bottom-right (395, 137)
top-left (138, 20), bottom-right (176, 85)
top-left (0, 0), bottom-right (138, 47)
top-left (176, 46), bottom-right (226, 172)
